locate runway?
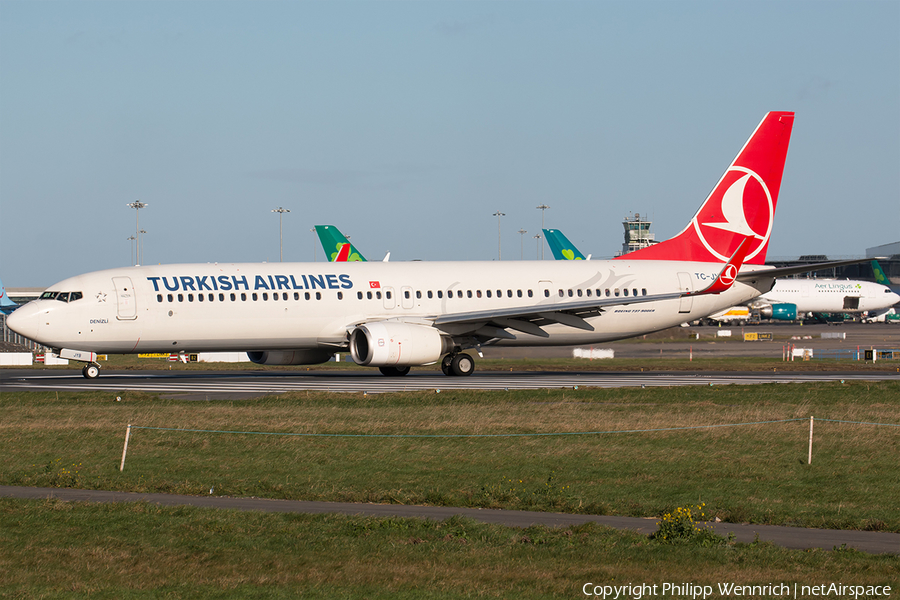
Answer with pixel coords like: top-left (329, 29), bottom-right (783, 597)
top-left (1, 368), bottom-right (898, 399)
top-left (2, 485), bottom-right (897, 554)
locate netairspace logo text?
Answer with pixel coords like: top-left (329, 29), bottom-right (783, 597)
top-left (582, 582), bottom-right (893, 599)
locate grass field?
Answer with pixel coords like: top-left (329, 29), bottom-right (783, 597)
top-left (1, 381), bottom-right (898, 596)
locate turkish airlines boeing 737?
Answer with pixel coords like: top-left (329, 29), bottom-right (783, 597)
top-left (11, 112), bottom-right (805, 378)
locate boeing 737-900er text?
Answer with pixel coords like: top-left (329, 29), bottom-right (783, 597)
top-left (11, 111), bottom-right (830, 379)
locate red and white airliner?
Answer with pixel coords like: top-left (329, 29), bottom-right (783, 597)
top-left (10, 112), bottom-right (829, 378)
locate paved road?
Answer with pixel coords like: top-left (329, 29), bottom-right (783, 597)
top-left (2, 485), bottom-right (897, 555)
top-left (2, 368), bottom-right (898, 399)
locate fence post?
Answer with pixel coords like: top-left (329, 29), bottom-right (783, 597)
top-left (120, 424), bottom-right (132, 472)
top-left (807, 416), bottom-right (814, 465)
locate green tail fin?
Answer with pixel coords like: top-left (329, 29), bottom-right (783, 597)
top-left (314, 225), bottom-right (367, 262)
top-left (871, 260), bottom-right (890, 286)
top-left (543, 229), bottom-right (586, 260)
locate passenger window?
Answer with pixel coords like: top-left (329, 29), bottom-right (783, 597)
top-left (568, 290), bottom-right (573, 297)
top-left (295, 292), bottom-right (301, 300)
top-left (507, 290), bottom-right (512, 298)
top-left (437, 291), bottom-right (443, 299)
top-left (316, 292), bottom-right (321, 300)
top-left (252, 293), bottom-right (258, 301)
top-left (220, 293), bottom-right (225, 301)
top-left (239, 293), bottom-right (245, 301)
top-left (188, 294), bottom-right (194, 302)
top-left (416, 291), bottom-right (421, 299)
top-left (405, 290), bottom-right (411, 299)
top-left (337, 292), bottom-right (343, 300)
top-left (386, 291), bottom-right (392, 299)
top-left (558, 289), bottom-right (564, 297)
top-left (544, 290), bottom-right (549, 298)
top-left (517, 290), bottom-right (522, 298)
top-left (614, 289), bottom-right (619, 297)
top-left (168, 294), bottom-right (174, 302)
top-left (467, 290), bottom-right (472, 298)
top-left (642, 288), bottom-right (647, 296)
top-left (605, 289), bottom-right (610, 297)
top-left (457, 290), bottom-right (463, 298)
top-left (476, 290), bottom-right (482, 298)
top-left (633, 289), bottom-right (638, 297)
top-left (178, 294), bottom-right (184, 302)
top-left (427, 291), bottom-right (433, 299)
top-left (305, 292), bottom-right (311, 300)
top-left (624, 289), bottom-right (629, 296)
top-left (263, 293), bottom-right (269, 301)
top-left (157, 294), bottom-right (163, 303)
top-left (357, 292), bottom-right (363, 300)
top-left (586, 289), bottom-right (591, 297)
top-left (376, 291), bottom-right (382, 299)
top-left (487, 290), bottom-right (492, 298)
top-left (198, 294), bottom-right (204, 302)
top-left (367, 291), bottom-right (372, 300)
top-left (577, 289), bottom-right (582, 297)
top-left (528, 290), bottom-right (533, 297)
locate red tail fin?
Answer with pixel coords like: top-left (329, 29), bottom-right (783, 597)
top-left (618, 111), bottom-right (794, 264)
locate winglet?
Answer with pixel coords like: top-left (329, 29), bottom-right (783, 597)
top-left (688, 236), bottom-right (754, 296)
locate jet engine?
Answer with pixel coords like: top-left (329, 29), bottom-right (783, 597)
top-left (247, 349), bottom-right (335, 365)
top-left (759, 303), bottom-right (797, 321)
top-left (349, 321), bottom-right (452, 367)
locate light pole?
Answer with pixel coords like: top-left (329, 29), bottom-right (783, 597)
top-left (126, 200), bottom-right (148, 265)
top-left (127, 235), bottom-right (136, 266)
top-left (272, 207), bottom-right (290, 262)
top-left (138, 230), bottom-right (147, 265)
top-left (518, 229), bottom-right (527, 260)
top-left (492, 211), bottom-right (505, 260)
top-left (533, 233), bottom-right (542, 259)
top-left (536, 204), bottom-right (550, 259)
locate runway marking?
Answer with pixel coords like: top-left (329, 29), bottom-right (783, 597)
top-left (2, 371), bottom-right (897, 395)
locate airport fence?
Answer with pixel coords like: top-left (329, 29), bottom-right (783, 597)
top-left (118, 416), bottom-right (900, 472)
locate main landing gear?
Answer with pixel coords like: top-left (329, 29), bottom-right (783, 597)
top-left (441, 353), bottom-right (475, 377)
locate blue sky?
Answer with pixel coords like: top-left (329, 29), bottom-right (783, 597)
top-left (1, 1), bottom-right (898, 286)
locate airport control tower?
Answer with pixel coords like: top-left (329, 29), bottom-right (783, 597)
top-left (620, 213), bottom-right (655, 256)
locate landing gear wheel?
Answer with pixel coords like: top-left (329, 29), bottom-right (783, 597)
top-left (82, 364), bottom-right (100, 379)
top-left (378, 366), bottom-right (411, 377)
top-left (440, 355), bottom-right (453, 376)
top-left (450, 353), bottom-right (475, 377)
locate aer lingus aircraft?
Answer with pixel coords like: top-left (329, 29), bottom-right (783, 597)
top-left (12, 111), bottom-right (821, 379)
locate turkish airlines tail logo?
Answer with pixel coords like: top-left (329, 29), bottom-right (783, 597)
top-left (618, 112), bottom-right (794, 264)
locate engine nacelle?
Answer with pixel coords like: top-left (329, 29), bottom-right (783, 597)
top-left (247, 349), bottom-right (335, 365)
top-left (760, 303), bottom-right (797, 321)
top-left (349, 322), bottom-right (451, 367)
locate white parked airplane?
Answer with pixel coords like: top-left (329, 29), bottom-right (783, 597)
top-left (754, 278), bottom-right (899, 320)
top-left (11, 111), bottom-right (849, 379)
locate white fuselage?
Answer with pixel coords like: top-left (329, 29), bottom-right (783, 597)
top-left (759, 279), bottom-right (900, 314)
top-left (8, 259), bottom-right (773, 355)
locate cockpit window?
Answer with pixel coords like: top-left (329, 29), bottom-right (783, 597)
top-left (41, 291), bottom-right (82, 302)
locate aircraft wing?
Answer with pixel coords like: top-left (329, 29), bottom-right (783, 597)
top-left (431, 290), bottom-right (684, 338)
top-left (737, 257), bottom-right (885, 281)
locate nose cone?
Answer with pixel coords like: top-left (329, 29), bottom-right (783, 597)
top-left (6, 301), bottom-right (43, 342)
